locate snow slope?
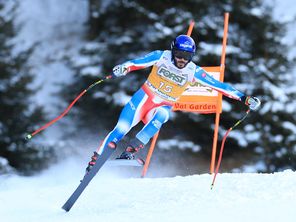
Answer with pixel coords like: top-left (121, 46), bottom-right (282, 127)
top-left (0, 160), bottom-right (295, 222)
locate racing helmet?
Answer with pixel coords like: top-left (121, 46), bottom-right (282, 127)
top-left (171, 34), bottom-right (196, 61)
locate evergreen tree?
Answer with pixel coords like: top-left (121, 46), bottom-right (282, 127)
top-left (0, 1), bottom-right (55, 175)
top-left (65, 0), bottom-right (295, 172)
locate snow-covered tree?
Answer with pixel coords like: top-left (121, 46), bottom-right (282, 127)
top-left (0, 1), bottom-right (55, 175)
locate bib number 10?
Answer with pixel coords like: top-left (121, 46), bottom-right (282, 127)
top-left (159, 81), bottom-right (172, 93)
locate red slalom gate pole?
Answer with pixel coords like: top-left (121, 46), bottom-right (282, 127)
top-left (210, 12), bottom-right (229, 174)
top-left (25, 75), bottom-right (113, 140)
top-left (186, 20), bottom-right (195, 36)
top-left (211, 109), bottom-right (250, 189)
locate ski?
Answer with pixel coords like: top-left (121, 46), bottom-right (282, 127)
top-left (62, 142), bottom-right (116, 212)
top-left (107, 158), bottom-right (145, 167)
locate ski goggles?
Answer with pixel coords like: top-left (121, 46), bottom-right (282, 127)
top-left (173, 49), bottom-right (194, 61)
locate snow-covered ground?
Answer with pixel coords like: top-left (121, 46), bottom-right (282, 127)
top-left (0, 159), bottom-right (295, 222)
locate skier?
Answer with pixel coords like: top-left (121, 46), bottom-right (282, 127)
top-left (85, 34), bottom-right (261, 172)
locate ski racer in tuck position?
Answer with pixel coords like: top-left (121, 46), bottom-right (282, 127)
top-left (85, 34), bottom-right (261, 172)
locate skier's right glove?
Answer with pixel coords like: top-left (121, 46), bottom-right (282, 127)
top-left (112, 63), bottom-right (129, 77)
top-left (244, 96), bottom-right (261, 111)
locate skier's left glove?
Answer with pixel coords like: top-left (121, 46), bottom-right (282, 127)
top-left (112, 63), bottom-right (129, 77)
top-left (244, 96), bottom-right (261, 111)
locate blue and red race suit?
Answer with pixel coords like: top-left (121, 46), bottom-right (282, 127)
top-left (97, 50), bottom-right (245, 154)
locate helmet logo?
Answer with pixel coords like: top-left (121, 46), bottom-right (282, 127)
top-left (179, 41), bottom-right (194, 50)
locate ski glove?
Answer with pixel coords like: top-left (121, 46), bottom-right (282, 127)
top-left (112, 64), bottom-right (129, 77)
top-left (245, 96), bottom-right (261, 111)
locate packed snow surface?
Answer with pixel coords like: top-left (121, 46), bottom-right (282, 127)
top-left (0, 158), bottom-right (295, 222)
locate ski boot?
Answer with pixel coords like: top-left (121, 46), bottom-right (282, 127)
top-left (117, 150), bottom-right (136, 160)
top-left (117, 138), bottom-right (144, 160)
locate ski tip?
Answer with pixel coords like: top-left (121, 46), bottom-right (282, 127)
top-left (62, 205), bottom-right (70, 212)
top-left (107, 142), bottom-right (117, 149)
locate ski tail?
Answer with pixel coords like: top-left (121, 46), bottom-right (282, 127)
top-left (62, 142), bottom-right (116, 212)
top-left (107, 158), bottom-right (145, 167)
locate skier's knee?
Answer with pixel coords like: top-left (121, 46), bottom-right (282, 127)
top-left (113, 120), bottom-right (131, 137)
top-left (154, 108), bottom-right (170, 123)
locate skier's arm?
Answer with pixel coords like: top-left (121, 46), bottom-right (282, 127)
top-left (194, 66), bottom-right (261, 110)
top-left (194, 66), bottom-right (245, 100)
top-left (112, 50), bottom-right (164, 77)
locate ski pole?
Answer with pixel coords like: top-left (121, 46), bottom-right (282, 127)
top-left (25, 75), bottom-right (113, 140)
top-left (211, 109), bottom-right (250, 189)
